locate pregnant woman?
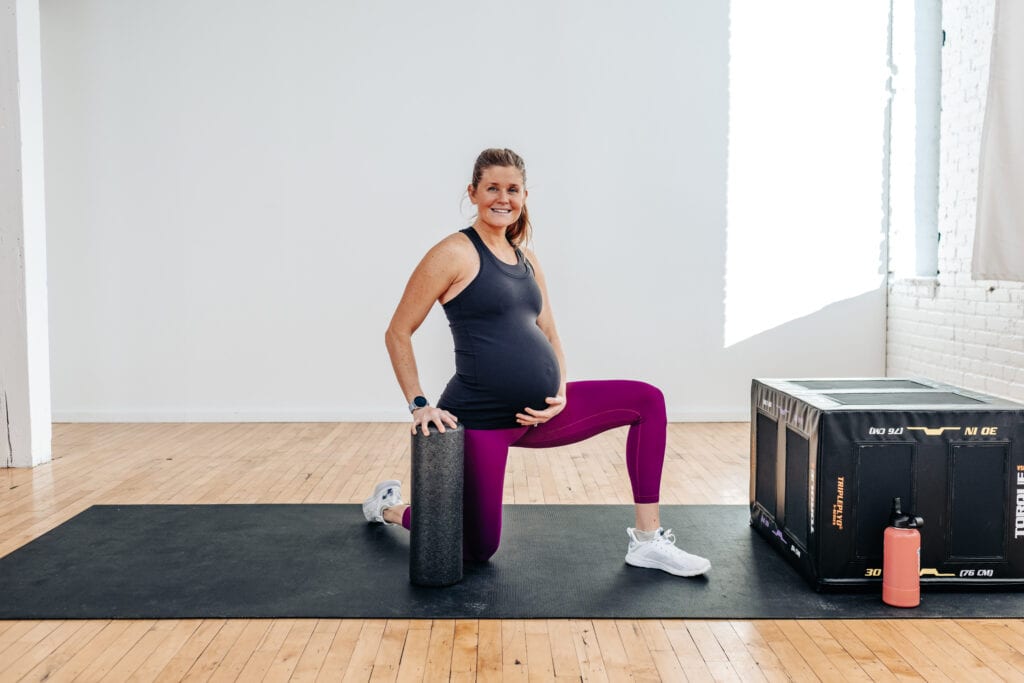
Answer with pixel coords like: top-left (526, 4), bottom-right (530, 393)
top-left (364, 148), bottom-right (710, 577)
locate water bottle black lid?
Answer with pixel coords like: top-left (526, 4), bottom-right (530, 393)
top-left (889, 496), bottom-right (924, 529)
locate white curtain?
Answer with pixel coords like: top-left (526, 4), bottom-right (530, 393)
top-left (973, 0), bottom-right (1024, 281)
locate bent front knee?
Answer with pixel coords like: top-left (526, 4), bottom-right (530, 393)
top-left (631, 381), bottom-right (666, 420)
top-left (463, 540), bottom-right (499, 563)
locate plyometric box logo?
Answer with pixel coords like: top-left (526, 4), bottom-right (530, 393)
top-left (907, 426), bottom-right (961, 436)
top-left (831, 476), bottom-right (845, 530)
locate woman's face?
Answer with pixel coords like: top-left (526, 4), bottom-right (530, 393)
top-left (469, 165), bottom-right (527, 231)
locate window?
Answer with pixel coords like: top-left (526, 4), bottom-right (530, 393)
top-left (886, 0), bottom-right (942, 279)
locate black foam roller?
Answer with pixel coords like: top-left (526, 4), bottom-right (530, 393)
top-left (409, 424), bottom-right (464, 586)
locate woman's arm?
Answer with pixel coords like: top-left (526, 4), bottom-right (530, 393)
top-left (385, 234), bottom-right (472, 434)
top-left (517, 247), bottom-right (568, 426)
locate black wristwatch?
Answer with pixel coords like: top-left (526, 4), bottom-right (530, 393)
top-left (408, 396), bottom-right (429, 413)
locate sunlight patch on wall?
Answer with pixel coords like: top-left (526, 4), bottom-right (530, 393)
top-left (724, 2), bottom-right (891, 348)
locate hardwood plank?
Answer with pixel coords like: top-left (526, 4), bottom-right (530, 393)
top-left (817, 620), bottom-right (900, 682)
top-left (753, 621), bottom-right (819, 683)
top-left (663, 620), bottom-right (716, 681)
top-left (205, 619), bottom-right (274, 682)
top-left (808, 620), bottom-right (881, 681)
top-left (70, 620), bottom-right (154, 683)
top-left (524, 620), bottom-right (555, 682)
top-left (954, 620), bottom-right (1024, 680)
top-left (42, 621), bottom-right (135, 683)
top-left (475, 620), bottom-right (503, 682)
top-left (548, 619), bottom-right (583, 679)
top-left (591, 620), bottom-right (631, 682)
top-left (903, 620), bottom-right (1001, 682)
top-left (570, 620), bottom-right (610, 683)
top-left (0, 620), bottom-right (88, 682)
top-left (395, 623), bottom-right (431, 683)
top-left (855, 621), bottom-right (949, 682)
top-left (705, 621), bottom-right (768, 682)
top-left (424, 620), bottom-right (455, 681)
top-left (615, 620), bottom-right (660, 681)
top-left (317, 620), bottom-right (368, 682)
top-left (0, 620), bottom-right (64, 669)
top-left (774, 619), bottom-right (849, 681)
top-left (17, 620), bottom-right (110, 683)
top-left (177, 619), bottom-right (248, 682)
top-left (291, 619), bottom-right (342, 683)
top-left (684, 620), bottom-right (741, 682)
top-left (450, 619), bottom-right (478, 682)
top-left (235, 619), bottom-right (297, 682)
top-left (151, 620), bottom-right (231, 683)
top-left (841, 620), bottom-right (925, 681)
top-left (341, 619), bottom-right (387, 682)
top-left (369, 619), bottom-right (408, 683)
top-left (126, 620), bottom-right (204, 683)
top-left (726, 621), bottom-right (789, 683)
top-left (501, 620), bottom-right (530, 681)
top-left (100, 619), bottom-right (185, 683)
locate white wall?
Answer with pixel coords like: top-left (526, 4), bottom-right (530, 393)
top-left (1, 0), bottom-right (52, 467)
top-left (41, 1), bottom-right (886, 422)
top-left (888, 0), bottom-right (1024, 401)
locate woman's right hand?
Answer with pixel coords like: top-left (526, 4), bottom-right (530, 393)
top-left (411, 406), bottom-right (458, 435)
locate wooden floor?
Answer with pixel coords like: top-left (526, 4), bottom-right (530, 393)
top-left (2, 422), bottom-right (1023, 682)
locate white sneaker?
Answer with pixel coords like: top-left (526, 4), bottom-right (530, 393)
top-left (362, 480), bottom-right (403, 525)
top-left (625, 527), bottom-right (711, 577)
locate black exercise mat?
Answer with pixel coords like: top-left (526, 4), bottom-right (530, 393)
top-left (1, 504), bottom-right (1021, 619)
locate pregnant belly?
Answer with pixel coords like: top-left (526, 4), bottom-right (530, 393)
top-left (467, 330), bottom-right (560, 412)
top-left (482, 355), bottom-right (560, 411)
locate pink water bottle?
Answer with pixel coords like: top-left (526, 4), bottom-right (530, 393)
top-left (882, 497), bottom-right (924, 608)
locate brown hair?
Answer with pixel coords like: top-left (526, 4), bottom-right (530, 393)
top-left (470, 148), bottom-right (531, 247)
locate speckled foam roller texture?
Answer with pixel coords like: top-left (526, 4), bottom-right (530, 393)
top-left (409, 424), bottom-right (465, 586)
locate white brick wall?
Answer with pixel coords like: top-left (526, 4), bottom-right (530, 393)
top-left (887, 0), bottom-right (1024, 401)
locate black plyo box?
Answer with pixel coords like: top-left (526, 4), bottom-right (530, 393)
top-left (750, 377), bottom-right (1024, 589)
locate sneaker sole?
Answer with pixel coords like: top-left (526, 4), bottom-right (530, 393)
top-left (625, 556), bottom-right (711, 577)
top-left (362, 479), bottom-right (401, 523)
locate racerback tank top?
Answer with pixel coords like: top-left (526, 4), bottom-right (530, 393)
top-left (436, 227), bottom-right (561, 429)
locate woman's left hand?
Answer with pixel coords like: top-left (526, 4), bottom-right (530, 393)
top-left (516, 395), bottom-right (566, 427)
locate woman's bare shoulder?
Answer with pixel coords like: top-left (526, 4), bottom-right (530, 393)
top-left (438, 230), bottom-right (475, 252)
top-left (414, 231), bottom-right (477, 280)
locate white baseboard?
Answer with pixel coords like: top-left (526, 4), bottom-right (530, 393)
top-left (52, 410), bottom-right (407, 423)
top-left (667, 410), bottom-right (749, 423)
top-left (53, 408), bottom-right (750, 424)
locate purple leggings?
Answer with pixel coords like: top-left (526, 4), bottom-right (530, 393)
top-left (400, 379), bottom-right (666, 562)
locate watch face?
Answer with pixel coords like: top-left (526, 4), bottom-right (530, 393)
top-left (413, 396), bottom-right (428, 409)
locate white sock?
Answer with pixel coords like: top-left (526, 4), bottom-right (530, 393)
top-left (634, 528), bottom-right (660, 542)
